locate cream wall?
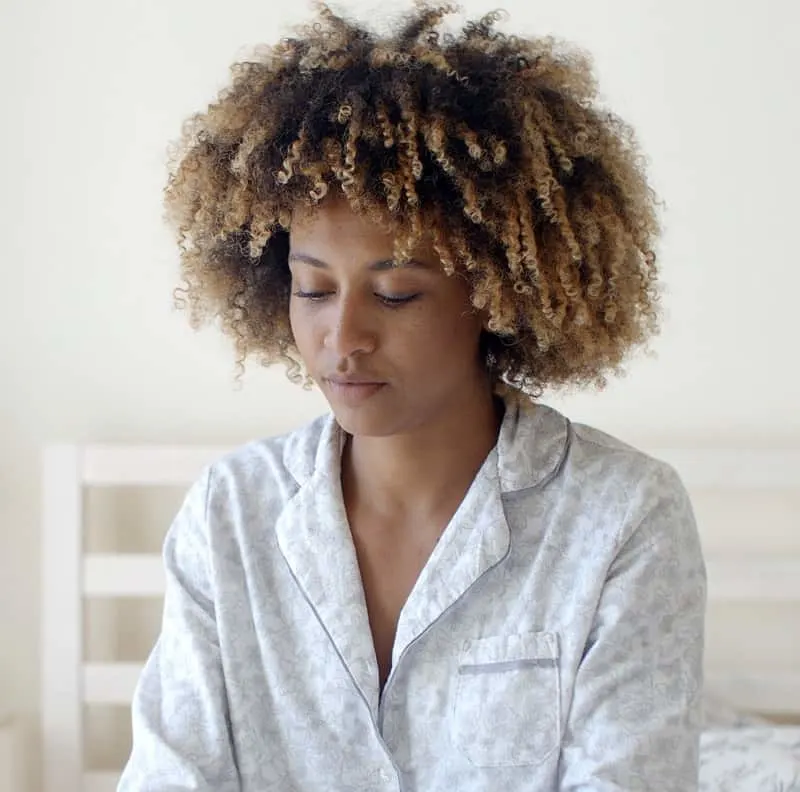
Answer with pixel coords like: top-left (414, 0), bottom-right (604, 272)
top-left (1, 0), bottom-right (799, 786)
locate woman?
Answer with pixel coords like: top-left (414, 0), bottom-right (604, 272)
top-left (119, 2), bottom-right (706, 790)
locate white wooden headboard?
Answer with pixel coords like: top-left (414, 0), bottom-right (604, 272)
top-left (40, 444), bottom-right (800, 792)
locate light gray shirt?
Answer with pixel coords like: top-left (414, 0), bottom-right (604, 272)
top-left (118, 399), bottom-right (706, 791)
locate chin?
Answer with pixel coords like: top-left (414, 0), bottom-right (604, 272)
top-left (328, 404), bottom-right (407, 438)
top-left (317, 381), bottom-right (398, 437)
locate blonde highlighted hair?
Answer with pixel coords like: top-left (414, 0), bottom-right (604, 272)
top-left (165, 0), bottom-right (661, 394)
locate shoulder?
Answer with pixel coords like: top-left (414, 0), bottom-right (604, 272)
top-left (567, 421), bottom-right (688, 508)
top-left (192, 412), bottom-right (333, 513)
top-left (163, 414), bottom-right (335, 571)
top-left (568, 421), bottom-right (681, 491)
top-left (504, 398), bottom-right (684, 501)
top-left (508, 400), bottom-right (695, 551)
top-left (564, 421), bottom-right (697, 557)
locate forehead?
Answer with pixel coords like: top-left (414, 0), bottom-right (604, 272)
top-left (291, 197), bottom-right (390, 244)
top-left (289, 197), bottom-right (440, 264)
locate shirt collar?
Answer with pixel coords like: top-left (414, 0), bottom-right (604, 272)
top-left (282, 393), bottom-right (571, 496)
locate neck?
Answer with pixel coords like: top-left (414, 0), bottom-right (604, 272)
top-left (341, 387), bottom-right (503, 523)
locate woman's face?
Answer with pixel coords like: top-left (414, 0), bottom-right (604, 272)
top-left (288, 197), bottom-right (488, 437)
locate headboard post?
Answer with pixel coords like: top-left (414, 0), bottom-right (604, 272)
top-left (41, 446), bottom-right (83, 792)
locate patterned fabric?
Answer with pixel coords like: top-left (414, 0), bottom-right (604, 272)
top-left (700, 727), bottom-right (800, 791)
top-left (118, 399), bottom-right (707, 792)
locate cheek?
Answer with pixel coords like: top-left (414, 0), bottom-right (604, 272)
top-left (396, 303), bottom-right (483, 369)
top-left (436, 289), bottom-right (482, 347)
top-left (288, 301), bottom-right (301, 342)
top-left (289, 301), bottom-right (317, 352)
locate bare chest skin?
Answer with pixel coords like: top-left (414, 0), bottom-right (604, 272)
top-left (348, 513), bottom-right (445, 692)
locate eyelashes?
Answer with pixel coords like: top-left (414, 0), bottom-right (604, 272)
top-left (377, 294), bottom-right (420, 306)
top-left (292, 290), bottom-right (421, 307)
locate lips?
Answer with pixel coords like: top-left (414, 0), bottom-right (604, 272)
top-left (326, 376), bottom-right (385, 386)
top-left (323, 376), bottom-right (387, 406)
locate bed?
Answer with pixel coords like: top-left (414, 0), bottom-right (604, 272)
top-left (40, 442), bottom-right (800, 792)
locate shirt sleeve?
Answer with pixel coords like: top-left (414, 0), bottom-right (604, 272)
top-left (117, 468), bottom-right (241, 792)
top-left (558, 461), bottom-right (707, 791)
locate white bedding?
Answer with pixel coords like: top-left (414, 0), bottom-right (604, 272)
top-left (701, 695), bottom-right (800, 791)
top-left (700, 727), bottom-right (800, 791)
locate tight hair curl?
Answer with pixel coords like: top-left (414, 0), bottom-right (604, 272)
top-left (165, 0), bottom-right (661, 394)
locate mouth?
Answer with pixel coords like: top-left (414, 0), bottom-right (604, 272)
top-left (323, 377), bottom-right (387, 405)
top-left (326, 375), bottom-right (385, 385)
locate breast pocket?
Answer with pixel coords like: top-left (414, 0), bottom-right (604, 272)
top-left (450, 631), bottom-right (561, 767)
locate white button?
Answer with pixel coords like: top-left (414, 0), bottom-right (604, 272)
top-left (379, 768), bottom-right (393, 783)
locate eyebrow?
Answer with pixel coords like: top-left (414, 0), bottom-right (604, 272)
top-left (287, 253), bottom-right (429, 271)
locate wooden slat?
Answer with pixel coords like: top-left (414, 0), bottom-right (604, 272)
top-left (81, 445), bottom-right (800, 489)
top-left (83, 663), bottom-right (143, 706)
top-left (81, 445), bottom-right (229, 486)
top-left (80, 554), bottom-right (800, 603)
top-left (652, 448), bottom-right (800, 489)
top-left (708, 671), bottom-right (800, 715)
top-left (83, 771), bottom-right (121, 792)
top-left (83, 554), bottom-right (164, 597)
top-left (707, 558), bottom-right (800, 601)
top-left (79, 444), bottom-right (800, 489)
top-left (41, 446), bottom-right (83, 792)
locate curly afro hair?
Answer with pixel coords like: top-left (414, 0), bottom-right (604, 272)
top-left (165, 0), bottom-right (662, 395)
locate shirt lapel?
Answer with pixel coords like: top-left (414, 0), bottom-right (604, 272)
top-left (274, 417), bottom-right (381, 717)
top-left (392, 398), bottom-right (570, 662)
top-left (272, 399), bottom-right (570, 713)
top-left (391, 445), bottom-right (511, 663)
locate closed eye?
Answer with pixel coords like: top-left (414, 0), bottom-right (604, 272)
top-left (292, 290), bottom-right (332, 301)
top-left (292, 291), bottom-right (420, 306)
top-left (378, 293), bottom-right (420, 306)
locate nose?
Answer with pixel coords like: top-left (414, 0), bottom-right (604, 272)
top-left (324, 294), bottom-right (377, 359)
